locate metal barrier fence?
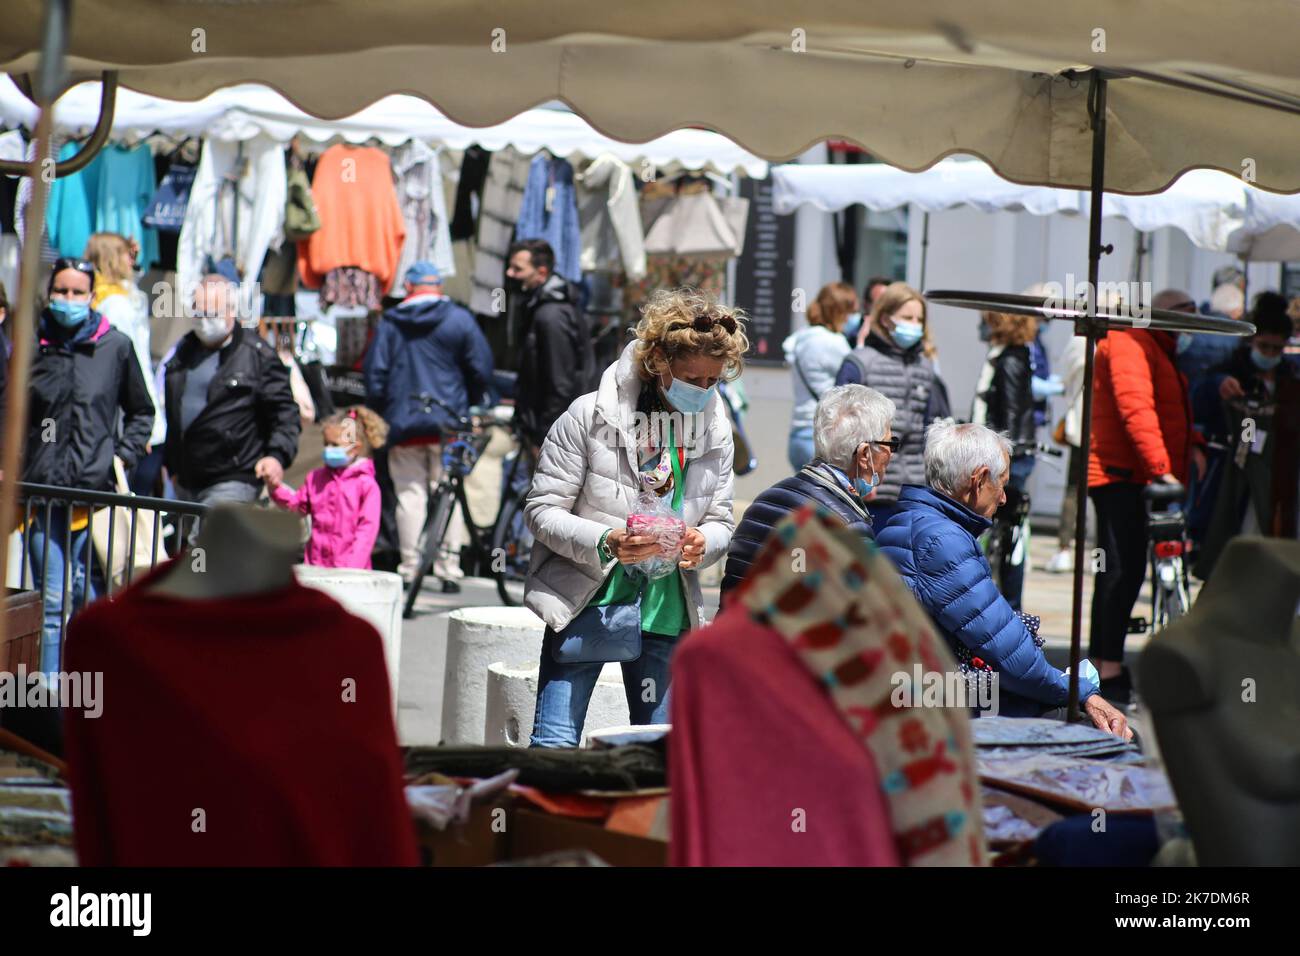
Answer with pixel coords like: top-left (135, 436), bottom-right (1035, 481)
top-left (11, 482), bottom-right (211, 664)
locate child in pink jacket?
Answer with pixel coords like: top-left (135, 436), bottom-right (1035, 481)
top-left (265, 408), bottom-right (388, 569)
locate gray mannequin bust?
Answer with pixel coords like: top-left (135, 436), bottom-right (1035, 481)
top-left (148, 504), bottom-right (303, 599)
top-left (1138, 535), bottom-right (1300, 866)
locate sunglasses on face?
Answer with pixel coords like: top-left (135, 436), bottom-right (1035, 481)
top-left (669, 313), bottom-right (738, 335)
top-left (1168, 300), bottom-right (1198, 313)
top-left (865, 437), bottom-right (902, 453)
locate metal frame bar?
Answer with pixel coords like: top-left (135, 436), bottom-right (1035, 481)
top-left (1066, 71), bottom-right (1109, 718)
top-left (0, 71), bottom-right (119, 178)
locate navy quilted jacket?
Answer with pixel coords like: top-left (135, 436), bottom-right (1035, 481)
top-left (873, 484), bottom-right (1098, 712)
top-left (721, 462), bottom-right (873, 595)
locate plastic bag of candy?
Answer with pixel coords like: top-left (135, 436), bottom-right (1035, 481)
top-left (625, 489), bottom-right (687, 580)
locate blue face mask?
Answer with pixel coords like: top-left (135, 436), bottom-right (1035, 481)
top-left (851, 452), bottom-right (879, 500)
top-left (323, 446), bottom-right (352, 469)
top-left (49, 299), bottom-right (91, 328)
top-left (843, 312), bottom-right (863, 339)
top-left (890, 320), bottom-right (925, 350)
top-left (1251, 347), bottom-right (1282, 371)
top-left (664, 374), bottom-right (716, 414)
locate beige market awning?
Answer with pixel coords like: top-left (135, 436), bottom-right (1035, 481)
top-left (1, 1), bottom-right (1299, 193)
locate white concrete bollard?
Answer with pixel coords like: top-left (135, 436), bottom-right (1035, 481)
top-left (485, 661), bottom-right (632, 748)
top-left (441, 606), bottom-right (547, 745)
top-left (293, 566), bottom-right (403, 715)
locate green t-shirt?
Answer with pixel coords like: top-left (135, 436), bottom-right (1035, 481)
top-left (588, 425), bottom-right (690, 637)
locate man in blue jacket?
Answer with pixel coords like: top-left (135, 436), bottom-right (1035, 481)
top-left (364, 261), bottom-right (496, 589)
top-left (722, 384), bottom-right (895, 595)
top-left (874, 419), bottom-right (1131, 737)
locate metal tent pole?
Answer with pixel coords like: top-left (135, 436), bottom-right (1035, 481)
top-left (1067, 70), bottom-right (1111, 718)
top-left (919, 211), bottom-right (931, 289)
top-left (0, 0), bottom-right (72, 650)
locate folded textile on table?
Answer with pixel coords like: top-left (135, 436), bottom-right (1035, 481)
top-left (403, 744), bottom-right (666, 793)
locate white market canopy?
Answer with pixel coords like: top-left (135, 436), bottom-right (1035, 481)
top-left (2, 1), bottom-right (1300, 193)
top-left (1232, 190), bottom-right (1300, 262)
top-left (772, 158), bottom-right (1083, 217)
top-left (0, 76), bottom-right (769, 176)
top-left (772, 158), bottom-right (1300, 259)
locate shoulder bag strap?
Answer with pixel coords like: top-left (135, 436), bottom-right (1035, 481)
top-left (792, 347), bottom-right (823, 401)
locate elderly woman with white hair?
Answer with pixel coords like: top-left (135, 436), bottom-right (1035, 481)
top-left (874, 419), bottom-right (1132, 737)
top-left (721, 383), bottom-right (897, 594)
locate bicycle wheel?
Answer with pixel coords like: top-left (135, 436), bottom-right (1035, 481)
top-left (402, 486), bottom-right (456, 619)
top-left (1167, 560), bottom-right (1190, 624)
top-left (490, 488), bottom-right (532, 606)
top-left (1151, 561), bottom-right (1187, 632)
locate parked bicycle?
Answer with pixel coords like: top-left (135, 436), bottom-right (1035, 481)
top-left (400, 394), bottom-right (535, 618)
top-left (1134, 481), bottom-right (1191, 634)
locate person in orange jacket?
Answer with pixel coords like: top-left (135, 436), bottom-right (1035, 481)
top-left (1087, 310), bottom-right (1206, 705)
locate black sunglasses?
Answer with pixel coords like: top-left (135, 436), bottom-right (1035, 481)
top-left (669, 313), bottom-right (738, 335)
top-left (865, 437), bottom-right (902, 453)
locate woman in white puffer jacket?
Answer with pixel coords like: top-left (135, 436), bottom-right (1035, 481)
top-left (524, 288), bottom-right (746, 748)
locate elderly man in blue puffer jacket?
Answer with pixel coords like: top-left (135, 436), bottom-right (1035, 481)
top-left (874, 419), bottom-right (1131, 738)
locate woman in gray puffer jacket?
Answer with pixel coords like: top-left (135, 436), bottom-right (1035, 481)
top-left (834, 281), bottom-right (947, 504)
top-left (524, 288), bottom-right (746, 748)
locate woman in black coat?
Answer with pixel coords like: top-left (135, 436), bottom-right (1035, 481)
top-left (972, 310), bottom-right (1040, 610)
top-left (22, 258), bottom-right (154, 674)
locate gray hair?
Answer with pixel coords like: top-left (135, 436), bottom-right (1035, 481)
top-left (924, 418), bottom-right (1011, 496)
top-left (813, 384), bottom-right (897, 470)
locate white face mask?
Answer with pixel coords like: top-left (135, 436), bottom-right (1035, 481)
top-left (194, 315), bottom-right (231, 347)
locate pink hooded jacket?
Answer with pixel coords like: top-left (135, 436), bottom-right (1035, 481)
top-left (269, 457), bottom-right (381, 569)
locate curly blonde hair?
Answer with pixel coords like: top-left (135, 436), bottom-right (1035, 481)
top-left (633, 287), bottom-right (749, 383)
top-left (322, 407), bottom-right (389, 457)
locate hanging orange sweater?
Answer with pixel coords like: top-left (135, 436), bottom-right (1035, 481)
top-left (297, 144), bottom-right (406, 291)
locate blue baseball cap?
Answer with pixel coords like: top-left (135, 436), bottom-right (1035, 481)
top-left (404, 260), bottom-right (442, 286)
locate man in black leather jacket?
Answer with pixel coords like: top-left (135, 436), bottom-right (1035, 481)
top-left (163, 275), bottom-right (301, 506)
top-left (721, 384), bottom-right (896, 596)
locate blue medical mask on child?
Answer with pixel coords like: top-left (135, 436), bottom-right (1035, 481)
top-left (49, 299), bottom-right (91, 328)
top-left (1250, 347), bottom-right (1282, 371)
top-left (890, 320), bottom-right (925, 350)
top-left (323, 446), bottom-right (352, 469)
top-left (664, 374), bottom-right (715, 414)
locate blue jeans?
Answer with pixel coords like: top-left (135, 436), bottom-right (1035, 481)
top-left (787, 426), bottom-right (815, 473)
top-left (529, 629), bottom-right (678, 748)
top-left (27, 506), bottom-right (96, 675)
